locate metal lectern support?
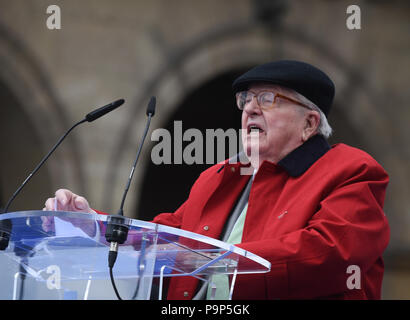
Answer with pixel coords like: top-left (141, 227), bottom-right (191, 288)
top-left (158, 265), bottom-right (214, 300)
top-left (158, 249), bottom-right (237, 300)
top-left (229, 269), bottom-right (238, 300)
top-left (12, 271), bottom-right (23, 300)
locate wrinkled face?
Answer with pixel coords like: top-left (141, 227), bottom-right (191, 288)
top-left (240, 84), bottom-right (311, 166)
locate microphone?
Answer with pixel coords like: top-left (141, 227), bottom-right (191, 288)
top-left (105, 96), bottom-right (156, 300)
top-left (0, 99), bottom-right (125, 250)
top-left (86, 99), bottom-right (125, 122)
top-left (146, 96), bottom-right (156, 117)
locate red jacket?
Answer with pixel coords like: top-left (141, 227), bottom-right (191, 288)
top-left (152, 135), bottom-right (390, 299)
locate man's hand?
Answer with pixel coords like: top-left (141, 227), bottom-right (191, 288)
top-left (42, 189), bottom-right (97, 236)
top-left (43, 189), bottom-right (94, 213)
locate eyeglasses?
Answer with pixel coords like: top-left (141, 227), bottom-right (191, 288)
top-left (235, 90), bottom-right (309, 111)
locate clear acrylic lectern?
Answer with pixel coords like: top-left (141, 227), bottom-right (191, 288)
top-left (0, 211), bottom-right (270, 300)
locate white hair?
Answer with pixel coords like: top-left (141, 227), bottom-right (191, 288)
top-left (276, 85), bottom-right (333, 139)
top-left (292, 91), bottom-right (333, 138)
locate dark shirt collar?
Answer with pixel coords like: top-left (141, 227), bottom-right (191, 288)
top-left (277, 134), bottom-right (330, 177)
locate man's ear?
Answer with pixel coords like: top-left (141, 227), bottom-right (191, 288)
top-left (302, 111), bottom-right (320, 142)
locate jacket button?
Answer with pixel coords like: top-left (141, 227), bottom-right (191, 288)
top-left (203, 225), bottom-right (209, 231)
top-left (230, 167), bottom-right (235, 172)
top-left (183, 291), bottom-right (189, 297)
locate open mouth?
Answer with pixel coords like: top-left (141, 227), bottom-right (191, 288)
top-left (247, 124), bottom-right (264, 134)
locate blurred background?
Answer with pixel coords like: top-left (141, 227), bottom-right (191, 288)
top-left (0, 0), bottom-right (409, 299)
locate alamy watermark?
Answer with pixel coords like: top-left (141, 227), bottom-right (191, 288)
top-left (346, 5), bottom-right (361, 30)
top-left (46, 5), bottom-right (61, 30)
top-left (346, 264), bottom-right (361, 290)
top-left (150, 121), bottom-right (259, 175)
top-left (45, 4), bottom-right (361, 31)
top-left (46, 264), bottom-right (61, 290)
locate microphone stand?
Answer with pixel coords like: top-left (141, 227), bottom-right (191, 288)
top-left (105, 97), bottom-right (156, 300)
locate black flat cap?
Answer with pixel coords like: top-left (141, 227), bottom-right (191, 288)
top-left (232, 60), bottom-right (335, 116)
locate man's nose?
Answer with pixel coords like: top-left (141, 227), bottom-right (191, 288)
top-left (243, 96), bottom-right (262, 115)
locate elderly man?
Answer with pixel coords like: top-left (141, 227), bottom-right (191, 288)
top-left (44, 60), bottom-right (389, 300)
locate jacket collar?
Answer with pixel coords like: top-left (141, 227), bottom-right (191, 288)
top-left (277, 134), bottom-right (330, 177)
top-left (218, 134), bottom-right (330, 177)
